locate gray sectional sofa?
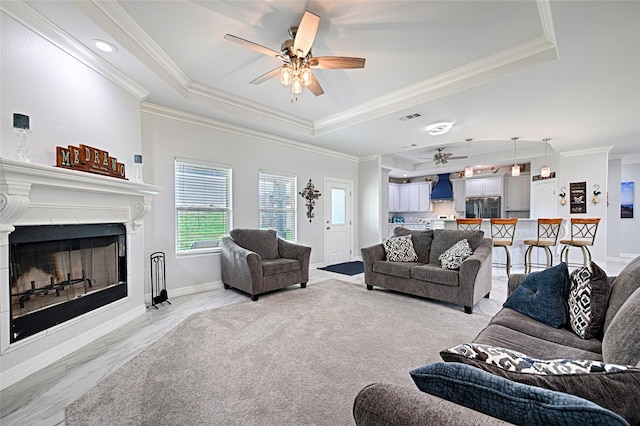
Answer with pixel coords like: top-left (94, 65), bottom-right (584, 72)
top-left (361, 228), bottom-right (493, 313)
top-left (353, 256), bottom-right (640, 425)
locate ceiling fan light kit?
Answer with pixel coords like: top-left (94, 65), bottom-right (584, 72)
top-left (225, 10), bottom-right (365, 98)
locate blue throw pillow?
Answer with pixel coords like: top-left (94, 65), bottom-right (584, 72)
top-left (410, 362), bottom-right (629, 426)
top-left (503, 262), bottom-right (570, 328)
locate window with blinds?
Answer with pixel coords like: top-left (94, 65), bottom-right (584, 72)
top-left (259, 171), bottom-right (297, 241)
top-left (175, 159), bottom-right (232, 252)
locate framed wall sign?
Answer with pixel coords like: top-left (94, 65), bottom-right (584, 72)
top-left (621, 181), bottom-right (634, 218)
top-left (570, 181), bottom-right (587, 214)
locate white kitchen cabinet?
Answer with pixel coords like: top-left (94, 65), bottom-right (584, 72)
top-left (389, 182), bottom-right (431, 212)
top-left (399, 184), bottom-right (411, 211)
top-left (419, 182), bottom-right (431, 211)
top-left (389, 183), bottom-right (400, 212)
top-left (465, 176), bottom-right (503, 197)
top-left (506, 174), bottom-right (530, 211)
top-left (452, 179), bottom-right (466, 212)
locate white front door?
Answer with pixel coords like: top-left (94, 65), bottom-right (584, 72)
top-left (324, 178), bottom-right (352, 265)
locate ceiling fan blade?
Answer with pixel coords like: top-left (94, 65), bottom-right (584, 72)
top-left (447, 155), bottom-right (468, 160)
top-left (293, 10), bottom-right (320, 58)
top-left (224, 34), bottom-right (283, 59)
top-left (250, 68), bottom-right (281, 85)
top-left (307, 73), bottom-right (324, 96)
top-left (309, 56), bottom-right (366, 69)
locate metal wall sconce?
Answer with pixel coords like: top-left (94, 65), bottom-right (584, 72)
top-left (299, 179), bottom-right (322, 222)
top-left (592, 184), bottom-right (602, 204)
top-left (559, 186), bottom-right (567, 205)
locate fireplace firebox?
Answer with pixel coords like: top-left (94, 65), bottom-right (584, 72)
top-left (9, 223), bottom-right (127, 342)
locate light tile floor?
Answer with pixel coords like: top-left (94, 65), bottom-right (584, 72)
top-left (0, 259), bottom-right (631, 425)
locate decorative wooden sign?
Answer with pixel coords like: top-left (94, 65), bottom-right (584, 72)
top-left (56, 144), bottom-right (126, 179)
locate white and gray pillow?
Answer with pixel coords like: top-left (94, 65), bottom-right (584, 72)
top-left (568, 262), bottom-right (611, 339)
top-left (382, 235), bottom-right (418, 262)
top-left (438, 239), bottom-right (473, 269)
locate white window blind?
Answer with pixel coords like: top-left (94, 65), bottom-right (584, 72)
top-left (175, 159), bottom-right (232, 252)
top-left (259, 171), bottom-right (297, 241)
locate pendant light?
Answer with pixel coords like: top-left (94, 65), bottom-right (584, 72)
top-left (511, 136), bottom-right (520, 176)
top-left (464, 138), bottom-right (473, 177)
top-left (540, 138), bottom-right (551, 178)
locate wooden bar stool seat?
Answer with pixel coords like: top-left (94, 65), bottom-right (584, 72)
top-left (523, 218), bottom-right (563, 273)
top-left (491, 218), bottom-right (518, 276)
top-left (456, 218), bottom-right (482, 231)
top-left (560, 218), bottom-right (600, 267)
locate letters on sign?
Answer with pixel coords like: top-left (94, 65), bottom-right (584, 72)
top-left (56, 144), bottom-right (126, 179)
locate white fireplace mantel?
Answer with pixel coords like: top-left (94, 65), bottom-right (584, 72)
top-left (0, 157), bottom-right (161, 242)
top-left (0, 157), bottom-right (162, 390)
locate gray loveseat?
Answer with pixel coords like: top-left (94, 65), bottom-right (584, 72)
top-left (361, 228), bottom-right (492, 313)
top-left (221, 229), bottom-right (311, 301)
top-left (353, 256), bottom-right (640, 425)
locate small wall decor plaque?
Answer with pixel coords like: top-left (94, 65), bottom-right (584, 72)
top-left (570, 181), bottom-right (587, 214)
top-left (56, 144), bottom-right (126, 179)
top-left (299, 179), bottom-right (321, 222)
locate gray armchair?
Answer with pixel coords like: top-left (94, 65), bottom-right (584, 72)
top-left (221, 229), bottom-right (311, 301)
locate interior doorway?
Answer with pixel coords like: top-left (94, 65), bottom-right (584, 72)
top-left (323, 178), bottom-right (353, 265)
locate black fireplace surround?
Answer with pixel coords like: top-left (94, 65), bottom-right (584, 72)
top-left (9, 223), bottom-right (127, 342)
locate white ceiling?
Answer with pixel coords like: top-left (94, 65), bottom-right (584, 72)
top-left (5, 1), bottom-right (639, 177)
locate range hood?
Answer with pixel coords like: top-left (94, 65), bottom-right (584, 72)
top-left (431, 173), bottom-right (454, 201)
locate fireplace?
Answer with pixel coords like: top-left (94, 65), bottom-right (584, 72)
top-left (9, 223), bottom-right (127, 342)
top-left (1, 158), bottom-right (160, 390)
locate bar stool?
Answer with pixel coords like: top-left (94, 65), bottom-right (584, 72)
top-left (490, 218), bottom-right (518, 277)
top-left (456, 218), bottom-right (482, 231)
top-left (523, 218), bottom-right (563, 273)
top-left (560, 218), bottom-right (600, 267)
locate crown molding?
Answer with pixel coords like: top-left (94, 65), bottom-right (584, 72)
top-left (314, 35), bottom-right (558, 136)
top-left (91, 0), bottom-right (190, 88)
top-left (187, 82), bottom-right (313, 133)
top-left (0, 1), bottom-right (148, 100)
top-left (560, 146), bottom-right (614, 157)
top-left (140, 103), bottom-right (358, 163)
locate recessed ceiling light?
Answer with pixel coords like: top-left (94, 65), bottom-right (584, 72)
top-left (426, 122), bottom-right (454, 135)
top-left (92, 39), bottom-right (118, 53)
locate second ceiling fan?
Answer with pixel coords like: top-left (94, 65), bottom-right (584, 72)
top-left (224, 10), bottom-right (366, 96)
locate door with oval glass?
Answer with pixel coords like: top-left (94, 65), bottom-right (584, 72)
top-left (324, 178), bottom-right (353, 265)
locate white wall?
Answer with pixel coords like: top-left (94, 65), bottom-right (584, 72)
top-left (358, 157), bottom-right (383, 250)
top-left (558, 149), bottom-right (609, 264)
top-left (0, 13), bottom-right (142, 168)
top-left (140, 105), bottom-right (359, 293)
top-left (620, 161), bottom-right (640, 257)
top-left (607, 159), bottom-right (622, 258)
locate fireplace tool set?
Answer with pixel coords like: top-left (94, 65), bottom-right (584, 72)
top-left (150, 251), bottom-right (170, 308)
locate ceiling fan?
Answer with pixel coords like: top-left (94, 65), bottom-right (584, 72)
top-left (420, 147), bottom-right (468, 165)
top-left (224, 10), bottom-right (366, 96)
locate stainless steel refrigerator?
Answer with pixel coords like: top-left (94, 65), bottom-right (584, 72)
top-left (465, 196), bottom-right (501, 218)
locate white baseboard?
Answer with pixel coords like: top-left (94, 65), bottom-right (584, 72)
top-left (169, 281), bottom-right (222, 298)
top-left (1, 304), bottom-right (145, 391)
top-left (620, 253), bottom-right (640, 260)
top-left (144, 281), bottom-right (223, 302)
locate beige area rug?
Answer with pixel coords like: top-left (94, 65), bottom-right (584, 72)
top-left (66, 280), bottom-right (492, 425)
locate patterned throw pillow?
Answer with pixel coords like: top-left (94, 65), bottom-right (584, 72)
top-left (442, 343), bottom-right (630, 375)
top-left (382, 235), bottom-right (418, 262)
top-left (569, 262), bottom-right (611, 339)
top-left (440, 342), bottom-right (640, 424)
top-left (438, 239), bottom-right (473, 269)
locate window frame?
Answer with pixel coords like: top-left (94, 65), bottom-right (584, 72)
top-left (174, 158), bottom-right (232, 255)
top-left (258, 170), bottom-right (297, 242)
